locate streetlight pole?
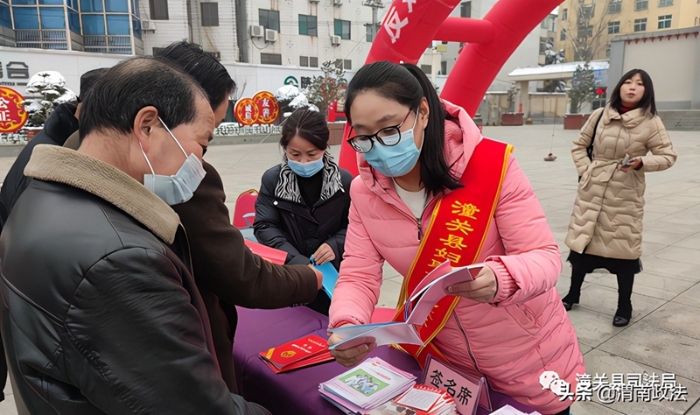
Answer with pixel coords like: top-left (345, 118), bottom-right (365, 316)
top-left (362, 0), bottom-right (385, 42)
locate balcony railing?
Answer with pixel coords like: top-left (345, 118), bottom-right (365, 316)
top-left (15, 29), bottom-right (67, 50)
top-left (84, 35), bottom-right (132, 54)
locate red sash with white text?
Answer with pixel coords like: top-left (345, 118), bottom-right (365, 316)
top-left (391, 138), bottom-right (513, 367)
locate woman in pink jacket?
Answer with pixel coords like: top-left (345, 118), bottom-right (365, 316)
top-left (328, 61), bottom-right (585, 415)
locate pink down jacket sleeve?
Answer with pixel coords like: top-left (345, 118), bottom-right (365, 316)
top-left (487, 157), bottom-right (563, 306)
top-left (328, 185), bottom-right (385, 328)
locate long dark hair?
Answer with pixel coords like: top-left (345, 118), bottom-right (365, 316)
top-left (280, 108), bottom-right (329, 150)
top-left (344, 61), bottom-right (461, 196)
top-left (609, 69), bottom-right (656, 115)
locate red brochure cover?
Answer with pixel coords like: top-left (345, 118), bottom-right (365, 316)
top-left (259, 334), bottom-right (332, 372)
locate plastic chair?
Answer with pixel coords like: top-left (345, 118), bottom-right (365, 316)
top-left (232, 189), bottom-right (258, 229)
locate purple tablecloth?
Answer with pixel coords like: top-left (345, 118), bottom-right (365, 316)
top-left (233, 307), bottom-right (535, 415)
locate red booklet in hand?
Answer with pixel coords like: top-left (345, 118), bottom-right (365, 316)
top-left (259, 334), bottom-right (334, 373)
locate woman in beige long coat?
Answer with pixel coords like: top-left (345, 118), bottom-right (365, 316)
top-left (562, 69), bottom-right (676, 327)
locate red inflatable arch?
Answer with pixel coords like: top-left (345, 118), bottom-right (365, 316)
top-left (337, 0), bottom-right (563, 177)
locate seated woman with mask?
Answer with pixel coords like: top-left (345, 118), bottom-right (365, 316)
top-left (254, 108), bottom-right (353, 315)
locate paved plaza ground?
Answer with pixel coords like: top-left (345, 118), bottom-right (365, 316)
top-left (0, 124), bottom-right (698, 414)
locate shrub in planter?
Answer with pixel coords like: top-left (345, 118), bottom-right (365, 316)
top-left (563, 113), bottom-right (590, 130)
top-left (21, 71), bottom-right (77, 131)
top-left (501, 112), bottom-right (524, 126)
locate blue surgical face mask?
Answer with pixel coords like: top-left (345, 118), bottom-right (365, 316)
top-left (141, 117), bottom-right (207, 205)
top-left (287, 157), bottom-right (324, 178)
top-left (362, 114), bottom-right (421, 178)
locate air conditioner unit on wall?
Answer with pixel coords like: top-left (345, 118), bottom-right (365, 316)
top-left (141, 20), bottom-right (157, 31)
top-left (330, 35), bottom-right (341, 45)
top-left (309, 0), bottom-right (320, 3)
top-left (333, 0), bottom-right (342, 5)
top-left (265, 29), bottom-right (278, 43)
top-left (250, 25), bottom-right (264, 38)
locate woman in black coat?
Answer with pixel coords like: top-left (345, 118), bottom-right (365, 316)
top-left (254, 108), bottom-right (352, 315)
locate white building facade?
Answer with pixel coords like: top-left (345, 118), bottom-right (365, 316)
top-left (0, 0), bottom-right (555, 110)
top-left (437, 0), bottom-right (548, 92)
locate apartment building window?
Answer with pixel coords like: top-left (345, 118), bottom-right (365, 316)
top-left (658, 14), bottom-right (672, 28)
top-left (460, 1), bottom-right (471, 18)
top-left (299, 56), bottom-right (319, 67)
top-left (562, 8), bottom-right (567, 20)
top-left (149, 0), bottom-right (168, 20)
top-left (581, 4), bottom-right (595, 19)
top-left (260, 53), bottom-right (282, 65)
top-left (634, 18), bottom-right (647, 31)
top-left (608, 0), bottom-right (621, 14)
top-left (560, 28), bottom-right (566, 41)
top-left (259, 9), bottom-right (279, 31)
top-left (635, 0), bottom-right (648, 10)
top-left (201, 3), bottom-right (218, 26)
top-left (578, 24), bottom-right (593, 37)
top-left (608, 21), bottom-right (620, 34)
top-left (659, 0), bottom-right (673, 6)
top-left (420, 64), bottom-right (432, 74)
top-left (335, 59), bottom-right (352, 70)
top-left (334, 19), bottom-right (351, 40)
top-left (440, 61), bottom-right (447, 75)
top-left (298, 14), bottom-right (317, 36)
top-left (1, 5), bottom-right (12, 29)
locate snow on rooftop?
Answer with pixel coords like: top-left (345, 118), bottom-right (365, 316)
top-left (509, 61), bottom-right (609, 78)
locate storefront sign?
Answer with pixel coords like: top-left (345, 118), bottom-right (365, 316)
top-left (252, 91), bottom-right (279, 124)
top-left (234, 91), bottom-right (280, 125)
top-left (0, 62), bottom-right (31, 88)
top-left (0, 87), bottom-right (29, 134)
top-left (283, 75), bottom-right (313, 89)
top-left (234, 97), bottom-right (259, 126)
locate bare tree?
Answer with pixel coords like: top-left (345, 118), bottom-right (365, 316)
top-left (305, 61), bottom-right (348, 118)
top-left (562, 0), bottom-right (611, 62)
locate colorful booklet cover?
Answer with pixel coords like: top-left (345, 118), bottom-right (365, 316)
top-left (319, 357), bottom-right (417, 412)
top-left (244, 239), bottom-right (287, 264)
top-left (328, 262), bottom-right (484, 350)
top-left (259, 334), bottom-right (334, 373)
top-left (312, 259), bottom-right (340, 299)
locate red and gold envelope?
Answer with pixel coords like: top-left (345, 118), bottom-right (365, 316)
top-left (259, 334), bottom-right (334, 373)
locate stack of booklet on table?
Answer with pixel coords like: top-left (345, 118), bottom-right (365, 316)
top-left (258, 334), bottom-right (333, 373)
top-left (366, 384), bottom-right (457, 415)
top-left (489, 405), bottom-right (542, 415)
top-left (319, 357), bottom-right (417, 414)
